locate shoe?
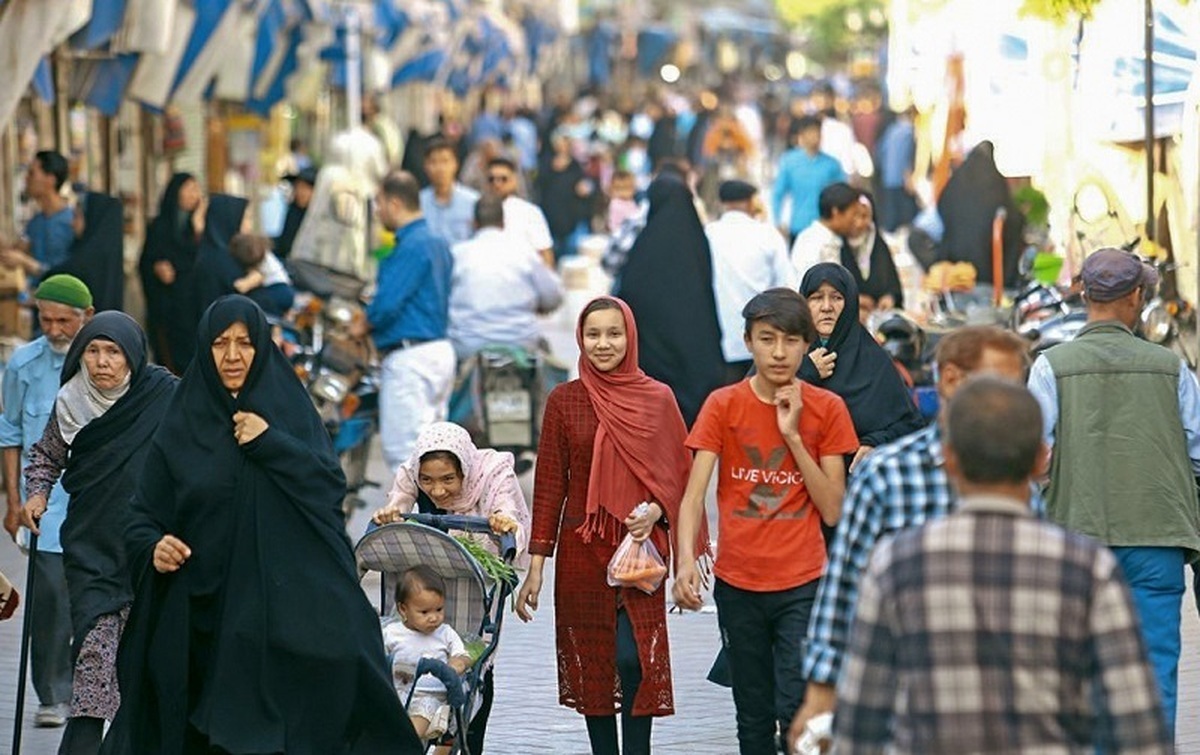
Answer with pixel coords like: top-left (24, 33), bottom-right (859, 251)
top-left (34, 703), bottom-right (68, 727)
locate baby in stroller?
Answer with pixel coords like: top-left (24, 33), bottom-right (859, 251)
top-left (384, 564), bottom-right (473, 751)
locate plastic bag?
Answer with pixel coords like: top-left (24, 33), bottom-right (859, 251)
top-left (607, 510), bottom-right (668, 594)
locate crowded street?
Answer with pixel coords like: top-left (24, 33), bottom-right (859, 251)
top-left (3, 0), bottom-right (1200, 753)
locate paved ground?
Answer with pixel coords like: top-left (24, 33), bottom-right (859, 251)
top-left (0, 274), bottom-right (1198, 753)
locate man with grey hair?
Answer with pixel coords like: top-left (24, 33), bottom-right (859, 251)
top-left (1028, 247), bottom-right (1200, 735)
top-left (835, 377), bottom-right (1170, 753)
top-left (0, 274), bottom-right (94, 727)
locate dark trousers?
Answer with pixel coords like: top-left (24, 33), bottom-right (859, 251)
top-left (879, 186), bottom-right (917, 232)
top-left (32, 550), bottom-right (73, 707)
top-left (584, 608), bottom-right (651, 755)
top-left (714, 578), bottom-right (819, 755)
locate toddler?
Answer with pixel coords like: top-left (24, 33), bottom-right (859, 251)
top-left (228, 233), bottom-right (295, 316)
top-left (382, 565), bottom-right (472, 750)
top-left (606, 170), bottom-right (640, 234)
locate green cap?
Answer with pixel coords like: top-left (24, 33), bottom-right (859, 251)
top-left (34, 274), bottom-right (93, 310)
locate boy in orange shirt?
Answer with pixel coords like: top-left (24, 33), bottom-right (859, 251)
top-left (674, 287), bottom-right (858, 754)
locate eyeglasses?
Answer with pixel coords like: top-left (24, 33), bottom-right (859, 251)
top-left (487, 174), bottom-right (511, 184)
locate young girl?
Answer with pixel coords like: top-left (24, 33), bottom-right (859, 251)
top-left (383, 566), bottom-right (472, 752)
top-left (372, 421), bottom-right (530, 752)
top-left (515, 296), bottom-right (708, 755)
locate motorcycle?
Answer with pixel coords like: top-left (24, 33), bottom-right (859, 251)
top-left (1139, 257), bottom-right (1198, 370)
top-left (869, 310), bottom-right (941, 421)
top-left (282, 259), bottom-right (381, 520)
top-left (450, 341), bottom-right (568, 474)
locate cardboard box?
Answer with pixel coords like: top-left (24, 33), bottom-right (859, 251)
top-left (0, 266), bottom-right (27, 338)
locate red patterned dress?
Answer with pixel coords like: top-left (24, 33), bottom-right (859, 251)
top-left (529, 379), bottom-right (675, 717)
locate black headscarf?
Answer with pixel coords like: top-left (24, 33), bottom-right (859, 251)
top-left (615, 177), bottom-right (725, 426)
top-left (273, 200), bottom-right (306, 260)
top-left (798, 263), bottom-right (925, 447)
top-left (936, 141), bottom-right (1026, 287)
top-left (140, 173), bottom-right (200, 371)
top-left (840, 192), bottom-right (904, 308)
top-left (48, 192), bottom-right (124, 311)
top-left (106, 296), bottom-right (420, 755)
top-left (56, 312), bottom-right (177, 649)
top-left (190, 195), bottom-right (248, 353)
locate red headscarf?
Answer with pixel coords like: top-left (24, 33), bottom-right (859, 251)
top-left (576, 296), bottom-right (710, 564)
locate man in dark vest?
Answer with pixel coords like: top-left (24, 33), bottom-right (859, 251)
top-left (1028, 246), bottom-right (1200, 737)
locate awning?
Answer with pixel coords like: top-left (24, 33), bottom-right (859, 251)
top-left (0, 0), bottom-right (90, 130)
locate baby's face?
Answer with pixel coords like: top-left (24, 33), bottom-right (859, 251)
top-left (400, 587), bottom-right (446, 635)
top-left (611, 181), bottom-right (635, 201)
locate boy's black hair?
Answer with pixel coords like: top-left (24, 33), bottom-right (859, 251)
top-left (486, 156), bottom-right (518, 173)
top-left (742, 287), bottom-right (817, 343)
top-left (35, 151), bottom-right (69, 191)
top-left (818, 182), bottom-right (859, 220)
top-left (396, 564), bottom-right (446, 605)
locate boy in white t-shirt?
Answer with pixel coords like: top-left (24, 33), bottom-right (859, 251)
top-left (382, 565), bottom-right (472, 750)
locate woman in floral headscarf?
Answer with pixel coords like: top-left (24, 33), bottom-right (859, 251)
top-left (371, 421), bottom-right (530, 753)
top-left (372, 421), bottom-right (530, 562)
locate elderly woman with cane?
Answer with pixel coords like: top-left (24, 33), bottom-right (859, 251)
top-left (20, 312), bottom-right (177, 755)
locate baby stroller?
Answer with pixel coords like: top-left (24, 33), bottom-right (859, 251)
top-left (355, 514), bottom-right (519, 755)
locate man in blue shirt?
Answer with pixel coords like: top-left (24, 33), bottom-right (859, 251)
top-left (353, 171), bottom-right (455, 472)
top-left (0, 274), bottom-right (94, 728)
top-left (772, 116), bottom-right (845, 242)
top-left (875, 108), bottom-right (918, 232)
top-left (419, 139), bottom-right (480, 246)
top-left (1, 151), bottom-right (75, 285)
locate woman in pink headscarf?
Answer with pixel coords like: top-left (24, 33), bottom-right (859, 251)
top-left (371, 421), bottom-right (530, 753)
top-left (372, 421), bottom-right (530, 561)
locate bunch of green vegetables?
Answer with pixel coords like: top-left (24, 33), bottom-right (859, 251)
top-left (454, 535), bottom-right (518, 588)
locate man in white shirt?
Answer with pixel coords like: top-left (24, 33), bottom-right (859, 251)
top-left (705, 180), bottom-right (797, 383)
top-left (484, 157), bottom-right (555, 269)
top-left (790, 182), bottom-right (860, 280)
top-left (448, 195), bottom-right (564, 360)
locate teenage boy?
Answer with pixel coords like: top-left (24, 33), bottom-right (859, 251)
top-left (673, 287), bottom-right (859, 754)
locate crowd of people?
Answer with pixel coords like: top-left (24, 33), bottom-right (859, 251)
top-left (0, 77), bottom-right (1193, 755)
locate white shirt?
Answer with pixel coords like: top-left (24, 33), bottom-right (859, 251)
top-left (382, 620), bottom-right (467, 695)
top-left (502, 195), bottom-right (553, 255)
top-left (821, 117), bottom-right (858, 177)
top-left (448, 227), bottom-right (564, 358)
top-left (705, 211), bottom-right (797, 362)
top-left (790, 220), bottom-right (844, 280)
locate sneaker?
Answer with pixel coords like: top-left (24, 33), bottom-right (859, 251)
top-left (34, 703), bottom-right (68, 727)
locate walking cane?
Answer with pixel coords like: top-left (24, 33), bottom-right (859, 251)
top-left (12, 530), bottom-right (39, 755)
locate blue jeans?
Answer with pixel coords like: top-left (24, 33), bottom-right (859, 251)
top-left (1111, 546), bottom-right (1185, 735)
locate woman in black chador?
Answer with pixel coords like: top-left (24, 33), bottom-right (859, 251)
top-left (102, 296), bottom-right (420, 754)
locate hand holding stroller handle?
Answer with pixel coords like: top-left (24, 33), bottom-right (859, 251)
top-left (498, 532), bottom-right (518, 562)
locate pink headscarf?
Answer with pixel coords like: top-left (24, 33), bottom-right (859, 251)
top-left (576, 296), bottom-right (710, 562)
top-left (385, 422), bottom-right (530, 557)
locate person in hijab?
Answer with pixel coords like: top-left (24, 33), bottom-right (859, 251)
top-left (536, 130), bottom-right (595, 259)
top-left (372, 420), bottom-right (531, 754)
top-left (614, 176), bottom-right (725, 426)
top-left (20, 311), bottom-right (177, 755)
top-left (515, 296), bottom-right (709, 755)
top-left (936, 140), bottom-right (1026, 287)
top-left (102, 296), bottom-right (420, 755)
top-left (140, 173), bottom-right (204, 371)
top-left (274, 166), bottom-right (315, 261)
top-left (799, 263), bottom-right (925, 471)
top-left (841, 190), bottom-right (904, 317)
top-left (49, 192), bottom-right (125, 312)
top-left (190, 195), bottom-right (253, 358)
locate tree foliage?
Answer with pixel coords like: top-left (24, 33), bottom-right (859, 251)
top-left (775, 0), bottom-right (888, 67)
top-left (1018, 0), bottom-right (1106, 23)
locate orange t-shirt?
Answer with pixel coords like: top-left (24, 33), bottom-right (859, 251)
top-left (686, 380), bottom-right (859, 592)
